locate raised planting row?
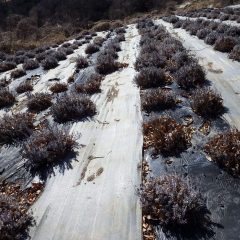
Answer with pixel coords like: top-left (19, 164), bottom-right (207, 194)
top-left (0, 26), bottom-right (127, 239)
top-left (135, 19), bottom-right (240, 239)
top-left (93, 27), bottom-right (127, 75)
top-left (178, 7), bottom-right (240, 23)
top-left (0, 34), bottom-right (101, 239)
top-left (0, 30), bottom-right (98, 75)
top-left (70, 27), bottom-right (126, 96)
top-left (0, 31), bottom-right (111, 112)
top-left (0, 33), bottom-right (105, 111)
top-left (163, 16), bottom-right (240, 62)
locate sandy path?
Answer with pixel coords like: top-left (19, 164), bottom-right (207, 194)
top-left (157, 19), bottom-right (240, 130)
top-left (29, 24), bottom-right (142, 240)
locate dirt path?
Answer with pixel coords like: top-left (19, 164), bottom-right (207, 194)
top-left (157, 19), bottom-right (240, 130)
top-left (29, 25), bottom-right (142, 240)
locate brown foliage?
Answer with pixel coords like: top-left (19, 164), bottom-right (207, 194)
top-left (141, 89), bottom-right (177, 112)
top-left (144, 116), bottom-right (191, 156)
top-left (75, 74), bottom-right (103, 94)
top-left (205, 130), bottom-right (240, 176)
top-left (191, 88), bottom-right (224, 119)
top-left (49, 83), bottom-right (68, 93)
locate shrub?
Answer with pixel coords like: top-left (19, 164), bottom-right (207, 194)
top-left (0, 88), bottom-right (15, 108)
top-left (196, 28), bottom-right (211, 39)
top-left (62, 47), bottom-right (74, 55)
top-left (68, 75), bottom-right (75, 83)
top-left (139, 175), bottom-right (210, 234)
top-left (22, 126), bottom-right (77, 175)
top-left (161, 43), bottom-right (184, 59)
top-left (36, 52), bottom-right (47, 62)
top-left (208, 21), bottom-right (218, 30)
top-left (24, 51), bottom-right (35, 59)
top-left (71, 44), bottom-right (78, 50)
top-left (169, 16), bottom-right (179, 23)
top-left (226, 26), bottom-right (240, 37)
top-left (0, 193), bottom-right (34, 240)
top-left (34, 46), bottom-right (46, 54)
top-left (143, 116), bottom-right (191, 156)
top-left (15, 55), bottom-right (28, 64)
top-left (168, 51), bottom-right (193, 73)
top-left (115, 27), bottom-right (126, 34)
top-left (220, 14), bottom-right (229, 21)
top-left (23, 59), bottom-right (39, 70)
top-left (41, 56), bottom-right (58, 70)
top-left (27, 93), bottom-right (52, 112)
top-left (85, 44), bottom-right (100, 55)
top-left (108, 40), bottom-right (121, 52)
top-left (216, 24), bottom-right (228, 34)
top-left (85, 35), bottom-right (93, 40)
top-left (99, 48), bottom-right (118, 59)
top-left (205, 130), bottom-right (240, 176)
top-left (191, 88), bottom-right (224, 119)
top-left (95, 54), bottom-right (119, 75)
top-left (0, 62), bottom-right (16, 73)
top-left (62, 42), bottom-right (71, 48)
top-left (49, 83), bottom-right (68, 93)
top-left (0, 113), bottom-right (34, 144)
top-left (76, 56), bottom-right (89, 69)
top-left (188, 24), bottom-right (201, 36)
top-left (204, 31), bottom-right (219, 45)
top-left (53, 50), bottom-right (67, 61)
top-left (175, 63), bottom-right (206, 90)
top-left (141, 89), bottom-right (177, 112)
top-left (16, 81), bottom-right (33, 94)
top-left (116, 34), bottom-right (125, 42)
top-left (73, 40), bottom-right (82, 46)
top-left (51, 94), bottom-right (96, 123)
top-left (229, 44), bottom-right (240, 61)
top-left (75, 74), bottom-right (103, 94)
top-left (135, 67), bottom-right (168, 89)
top-left (173, 21), bottom-right (182, 28)
top-left (214, 36), bottom-right (237, 53)
top-left (135, 52), bottom-right (167, 71)
top-left (93, 37), bottom-right (105, 46)
top-left (10, 68), bottom-right (26, 79)
top-left (0, 77), bottom-right (10, 88)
